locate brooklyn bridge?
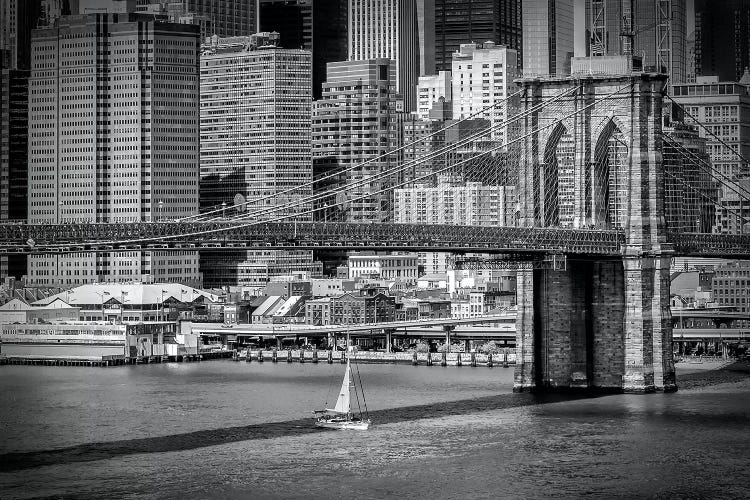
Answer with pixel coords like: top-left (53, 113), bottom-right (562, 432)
top-left (3, 73), bottom-right (749, 394)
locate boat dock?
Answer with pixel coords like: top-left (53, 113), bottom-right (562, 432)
top-left (235, 349), bottom-right (515, 367)
top-left (0, 350), bottom-right (235, 367)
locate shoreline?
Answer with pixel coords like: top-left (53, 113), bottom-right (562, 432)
top-left (676, 359), bottom-right (750, 391)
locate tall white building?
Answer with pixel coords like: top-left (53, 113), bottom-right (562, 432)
top-left (522, 0), bottom-right (574, 76)
top-left (199, 33), bottom-right (318, 288)
top-left (451, 42), bottom-right (518, 142)
top-left (348, 0), bottom-right (419, 112)
top-left (26, 14), bottom-right (201, 286)
top-left (416, 70), bottom-right (451, 119)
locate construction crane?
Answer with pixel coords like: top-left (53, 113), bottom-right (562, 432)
top-left (590, 0), bottom-right (670, 60)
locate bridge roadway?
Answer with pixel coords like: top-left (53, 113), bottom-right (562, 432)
top-left (189, 312), bottom-right (517, 339)
top-left (1, 221), bottom-right (749, 257)
top-left (190, 313), bottom-right (747, 343)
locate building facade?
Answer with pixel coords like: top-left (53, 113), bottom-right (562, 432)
top-left (712, 261), bottom-right (750, 315)
top-left (0, 69), bottom-right (29, 280)
top-left (199, 33), bottom-right (317, 288)
top-left (202, 249), bottom-right (323, 291)
top-left (1, 0), bottom-right (42, 71)
top-left (402, 116), bottom-right (447, 185)
top-left (312, 59), bottom-right (402, 223)
top-left (522, 0), bottom-right (574, 77)
top-left (663, 122), bottom-right (717, 233)
top-left (672, 76), bottom-right (750, 234)
top-left (434, 0), bottom-right (522, 73)
top-left (0, 0), bottom-right (41, 281)
top-left (199, 33), bottom-right (312, 215)
top-left (451, 42), bottom-right (518, 143)
top-left (305, 297), bottom-right (331, 325)
top-left (136, 0), bottom-right (257, 39)
top-left (348, 0), bottom-right (419, 111)
top-left (416, 70), bottom-right (451, 119)
top-left (258, 0), bottom-right (348, 100)
top-left (26, 14), bottom-right (201, 286)
top-left (394, 175), bottom-right (516, 226)
top-left (415, 0), bottom-right (435, 76)
top-left (330, 292), bottom-right (396, 325)
top-left (694, 0), bottom-right (750, 82)
top-left (347, 253), bottom-right (419, 282)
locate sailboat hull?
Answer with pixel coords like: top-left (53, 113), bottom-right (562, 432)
top-left (314, 357), bottom-right (371, 430)
top-left (315, 419), bottom-right (371, 430)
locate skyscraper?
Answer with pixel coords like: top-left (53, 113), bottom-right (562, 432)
top-left (199, 33), bottom-right (318, 287)
top-left (199, 33), bottom-right (312, 216)
top-left (348, 0), bottom-right (419, 112)
top-left (694, 0), bottom-right (750, 82)
top-left (312, 59), bottom-right (402, 222)
top-left (522, 0), bottom-right (575, 76)
top-left (26, 13), bottom-right (202, 286)
top-left (434, 0), bottom-right (522, 73)
top-left (586, 0), bottom-right (688, 83)
top-left (0, 0), bottom-right (41, 280)
top-left (258, 0), bottom-right (348, 100)
top-left (415, 0), bottom-right (435, 76)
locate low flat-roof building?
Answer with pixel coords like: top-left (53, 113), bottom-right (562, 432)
top-left (34, 283), bottom-right (220, 323)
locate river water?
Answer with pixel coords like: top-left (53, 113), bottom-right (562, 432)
top-left (1, 361), bottom-right (749, 499)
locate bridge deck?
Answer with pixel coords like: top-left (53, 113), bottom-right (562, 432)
top-left (0, 222), bottom-right (748, 258)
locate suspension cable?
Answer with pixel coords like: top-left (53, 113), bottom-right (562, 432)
top-left (179, 88), bottom-right (526, 222)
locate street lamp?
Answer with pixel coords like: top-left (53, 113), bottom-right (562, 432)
top-left (58, 201), bottom-right (64, 224)
top-left (157, 200), bottom-right (164, 222)
top-left (221, 201), bottom-right (227, 219)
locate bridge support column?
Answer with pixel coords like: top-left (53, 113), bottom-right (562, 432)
top-left (622, 254), bottom-right (676, 392)
top-left (442, 325), bottom-right (455, 351)
top-left (591, 261), bottom-right (625, 388)
top-left (514, 259), bottom-right (629, 393)
top-left (514, 265), bottom-right (536, 391)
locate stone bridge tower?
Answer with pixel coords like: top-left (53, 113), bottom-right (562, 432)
top-left (514, 73), bottom-right (676, 393)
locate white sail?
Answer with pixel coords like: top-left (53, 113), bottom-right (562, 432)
top-left (327, 359), bottom-right (351, 414)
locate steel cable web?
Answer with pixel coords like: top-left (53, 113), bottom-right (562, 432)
top-left (214, 85), bottom-right (580, 225)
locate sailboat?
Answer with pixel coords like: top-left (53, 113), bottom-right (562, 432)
top-left (314, 355), bottom-right (371, 430)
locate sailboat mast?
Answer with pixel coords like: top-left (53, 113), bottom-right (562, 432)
top-left (346, 356), bottom-right (357, 416)
top-left (353, 355), bottom-right (369, 420)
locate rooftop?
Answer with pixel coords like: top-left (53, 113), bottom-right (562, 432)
top-left (34, 283), bottom-right (219, 307)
